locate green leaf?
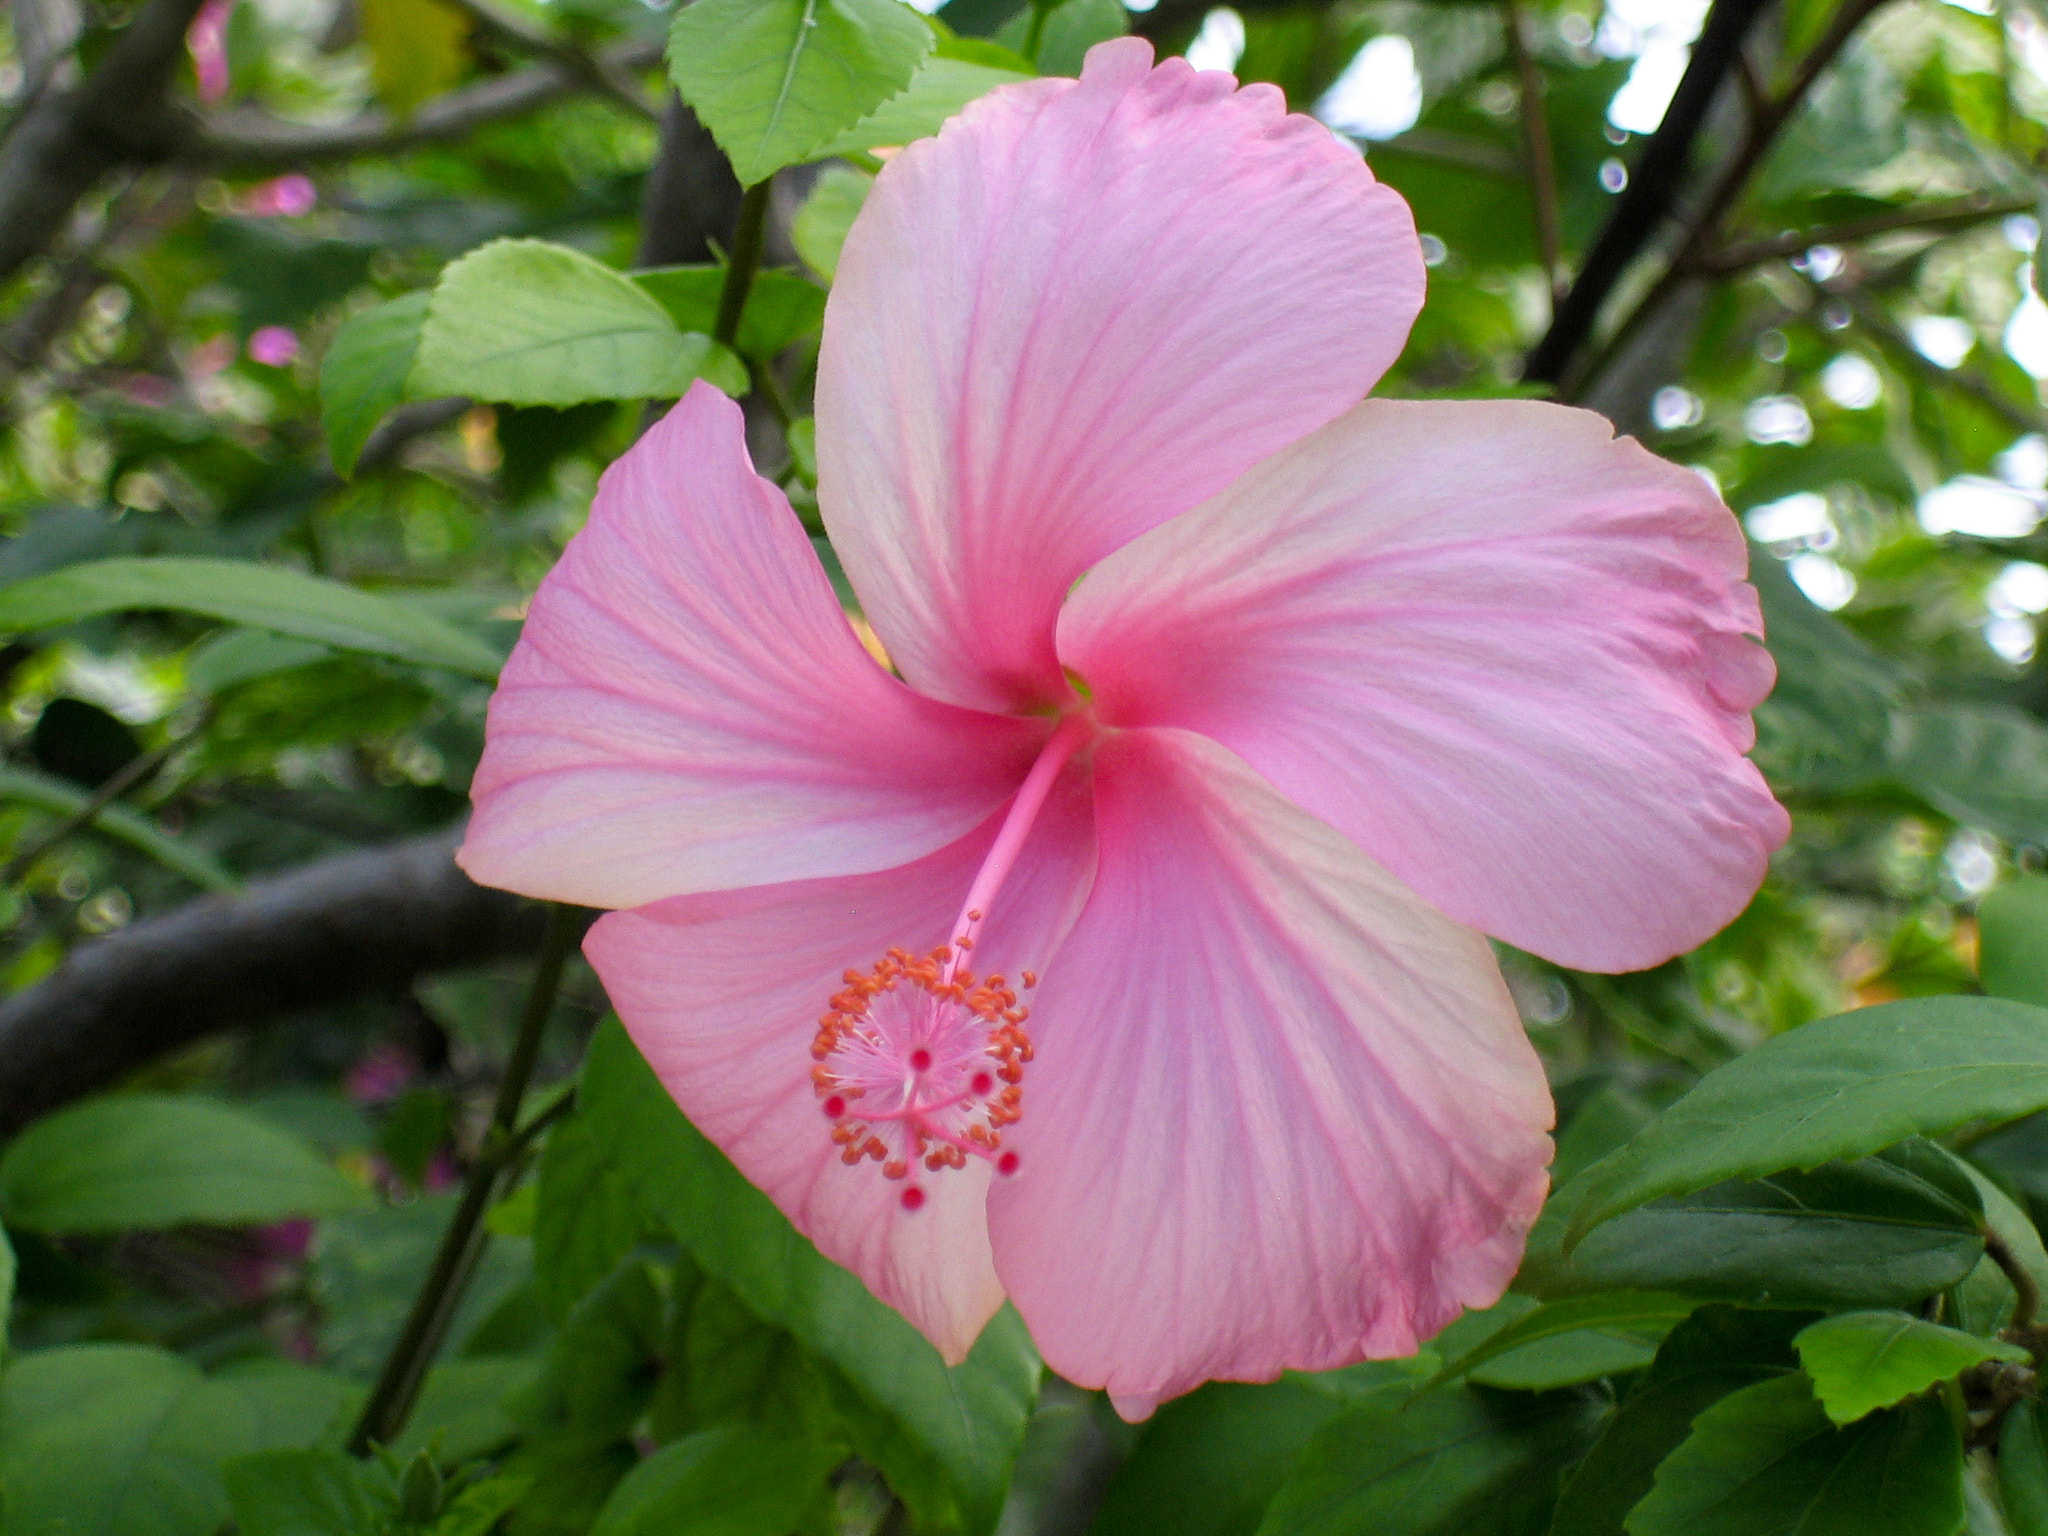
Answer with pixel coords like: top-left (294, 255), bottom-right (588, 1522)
top-left (0, 1223), bottom-right (14, 1360)
top-left (1750, 547), bottom-right (1901, 789)
top-left (792, 164), bottom-right (873, 281)
top-left (1623, 1374), bottom-right (1965, 1536)
top-left (411, 240), bottom-right (746, 407)
top-left (359, 0), bottom-right (468, 116)
top-left (579, 1020), bottom-right (1039, 1536)
top-left (0, 763), bottom-right (239, 893)
top-left (0, 1346), bottom-right (356, 1536)
top-left (807, 55), bottom-right (1030, 157)
top-left (1255, 1383), bottom-right (1607, 1536)
top-left (1567, 997), bottom-right (2048, 1245)
top-left (0, 1094), bottom-right (370, 1232)
top-left (0, 557), bottom-right (504, 679)
top-left (2001, 1397), bottom-right (2048, 1536)
top-left (320, 292), bottom-right (429, 476)
top-left (630, 267), bottom-right (826, 362)
top-left (1090, 1373), bottom-right (1411, 1536)
top-left (1793, 1311), bottom-right (2025, 1425)
top-left (1527, 1140), bottom-right (1989, 1310)
top-left (666, 0), bottom-right (934, 187)
top-left (651, 1267), bottom-right (844, 1446)
top-left (994, 0), bottom-right (1125, 74)
top-left (1978, 875), bottom-right (2048, 1010)
top-left (589, 1425), bottom-right (843, 1536)
top-left (1428, 1293), bottom-right (1696, 1391)
top-left (185, 629), bottom-right (333, 695)
top-left (533, 1112), bottom-right (645, 1321)
top-left (1549, 1306), bottom-right (1812, 1536)
top-left (1885, 704), bottom-right (2048, 845)
top-left (391, 1357), bottom-right (535, 1464)
top-left (222, 1450), bottom-right (388, 1536)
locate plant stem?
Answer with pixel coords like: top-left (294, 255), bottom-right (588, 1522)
top-left (1501, 0), bottom-right (1564, 300)
top-left (713, 178), bottom-right (773, 351)
top-left (345, 901), bottom-right (580, 1455)
top-left (1989, 1230), bottom-right (2043, 1335)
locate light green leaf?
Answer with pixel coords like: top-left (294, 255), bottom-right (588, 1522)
top-left (222, 1448), bottom-right (388, 1536)
top-left (994, 0), bottom-right (1125, 75)
top-left (0, 1223), bottom-right (14, 1360)
top-left (1427, 1292), bottom-right (1695, 1390)
top-left (580, 1020), bottom-right (1039, 1536)
top-left (666, 0), bottom-right (934, 187)
top-left (391, 1357), bottom-right (535, 1464)
top-left (0, 1095), bottom-right (370, 1233)
top-left (630, 266), bottom-right (825, 362)
top-left (185, 629), bottom-right (333, 695)
top-left (2002, 1397), bottom-right (2048, 1536)
top-left (0, 1346), bottom-right (357, 1536)
top-left (0, 556), bottom-right (503, 679)
top-left (1885, 703), bottom-right (2048, 845)
top-left (1254, 1381), bottom-right (1607, 1536)
top-left (320, 292), bottom-right (428, 476)
top-left (1089, 1371), bottom-right (1418, 1536)
top-left (1978, 874), bottom-right (2048, 1010)
top-left (792, 164), bottom-right (873, 281)
top-left (533, 1112), bottom-right (644, 1321)
top-left (1566, 996), bottom-right (2048, 1245)
top-left (807, 55), bottom-right (1030, 157)
top-left (0, 763), bottom-right (239, 892)
top-left (1793, 1311), bottom-right (2025, 1425)
top-left (412, 239), bottom-right (745, 406)
top-left (1624, 1373), bottom-right (1964, 1536)
top-left (359, 0), bottom-right (468, 116)
top-left (590, 1426), bottom-right (843, 1536)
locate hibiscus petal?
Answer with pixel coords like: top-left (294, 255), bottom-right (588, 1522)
top-left (1059, 399), bottom-right (1790, 973)
top-left (986, 728), bottom-right (1549, 1409)
top-left (460, 382), bottom-right (1042, 909)
top-left (585, 763), bottom-right (1096, 1362)
top-left (816, 37), bottom-right (1422, 715)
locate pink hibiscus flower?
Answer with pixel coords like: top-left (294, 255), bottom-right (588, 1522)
top-left (459, 38), bottom-right (1788, 1414)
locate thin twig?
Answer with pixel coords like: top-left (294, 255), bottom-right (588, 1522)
top-left (1546, 0), bottom-right (1896, 397)
top-left (1833, 281), bottom-right (2048, 436)
top-left (3, 734), bottom-right (181, 888)
top-left (1501, 0), bottom-right (1564, 299)
top-left (1695, 192), bottom-right (2033, 273)
top-left (1989, 1230), bottom-right (2043, 1334)
top-left (435, 0), bottom-right (659, 122)
top-left (713, 178), bottom-right (773, 349)
top-left (345, 902), bottom-right (579, 1455)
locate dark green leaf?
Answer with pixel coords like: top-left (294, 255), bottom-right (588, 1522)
top-left (1885, 704), bottom-right (2048, 845)
top-left (589, 1425), bottom-right (843, 1536)
top-left (1978, 875), bottom-right (2048, 1010)
top-left (667, 0), bottom-right (934, 186)
top-left (533, 1112), bottom-right (644, 1321)
top-left (2002, 1397), bottom-right (2048, 1536)
top-left (1749, 551), bottom-right (1900, 788)
top-left (391, 1357), bottom-right (536, 1465)
top-left (222, 1449), bottom-right (389, 1536)
top-left (579, 1020), bottom-right (1039, 1536)
top-left (411, 240), bottom-right (746, 406)
top-left (1528, 1141), bottom-right (1988, 1310)
top-left (1549, 1306), bottom-right (1811, 1536)
top-left (1429, 1293), bottom-right (1696, 1391)
top-left (0, 557), bottom-right (504, 679)
top-left (320, 291), bottom-right (429, 476)
top-left (0, 1094), bottom-right (369, 1232)
top-left (0, 763), bottom-right (239, 893)
top-left (1567, 997), bottom-right (2048, 1245)
top-left (651, 1268), bottom-right (843, 1445)
top-left (1088, 1373), bottom-right (1408, 1536)
top-left (1793, 1310), bottom-right (2024, 1424)
top-left (630, 267), bottom-right (826, 361)
top-left (1256, 1383), bottom-right (1607, 1536)
top-left (0, 1346), bottom-right (356, 1536)
top-left (0, 1223), bottom-right (13, 1360)
top-left (1624, 1374), bottom-right (1964, 1536)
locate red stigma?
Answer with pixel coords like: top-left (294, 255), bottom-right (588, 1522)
top-left (910, 1048), bottom-right (933, 1073)
top-left (822, 1096), bottom-right (846, 1119)
top-left (971, 1072), bottom-right (994, 1096)
top-left (998, 1151), bottom-right (1020, 1176)
top-left (900, 1186), bottom-right (926, 1211)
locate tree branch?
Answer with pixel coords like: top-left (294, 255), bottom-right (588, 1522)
top-left (0, 826), bottom-right (584, 1140)
top-left (1520, 0), bottom-right (1774, 386)
top-left (1502, 0), bottom-right (1564, 299)
top-left (1694, 192), bottom-right (2033, 273)
top-left (196, 37), bottom-right (660, 169)
top-left (0, 0), bottom-right (206, 286)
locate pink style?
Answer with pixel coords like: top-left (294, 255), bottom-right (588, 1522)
top-left (458, 38), bottom-right (1789, 1418)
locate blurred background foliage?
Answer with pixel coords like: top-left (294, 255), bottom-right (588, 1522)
top-left (6, 0), bottom-right (2048, 1528)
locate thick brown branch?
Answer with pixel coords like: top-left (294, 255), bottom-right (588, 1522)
top-left (197, 37), bottom-right (660, 169)
top-left (0, 827), bottom-right (580, 1140)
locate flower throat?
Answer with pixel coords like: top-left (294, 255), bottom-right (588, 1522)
top-left (809, 714), bottom-right (1093, 1213)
